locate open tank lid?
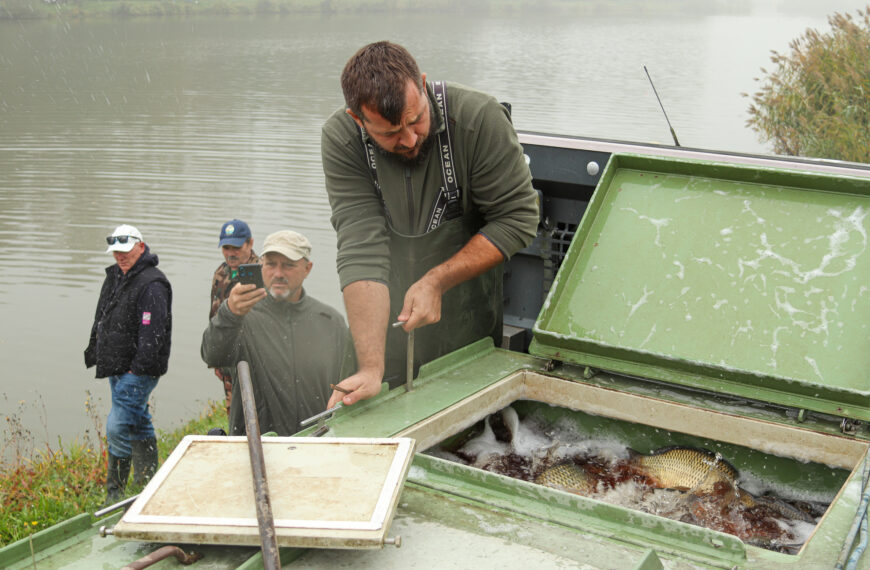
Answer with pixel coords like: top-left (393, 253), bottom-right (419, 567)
top-left (530, 153), bottom-right (870, 421)
top-left (112, 435), bottom-right (415, 549)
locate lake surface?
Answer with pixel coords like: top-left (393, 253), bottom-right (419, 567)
top-left (0, 0), bottom-right (860, 458)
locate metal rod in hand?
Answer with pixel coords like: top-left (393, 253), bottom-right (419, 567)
top-left (406, 328), bottom-right (415, 392)
top-left (237, 361), bottom-right (281, 570)
top-left (392, 321), bottom-right (414, 392)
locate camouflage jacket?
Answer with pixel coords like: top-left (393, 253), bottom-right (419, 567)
top-left (209, 251), bottom-right (259, 320)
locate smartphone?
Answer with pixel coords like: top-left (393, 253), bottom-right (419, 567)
top-left (237, 263), bottom-right (264, 289)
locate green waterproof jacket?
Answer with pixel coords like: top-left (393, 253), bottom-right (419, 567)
top-left (201, 291), bottom-right (353, 436)
top-left (321, 82), bottom-right (539, 289)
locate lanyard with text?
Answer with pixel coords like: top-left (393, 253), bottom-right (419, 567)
top-left (358, 81), bottom-right (463, 233)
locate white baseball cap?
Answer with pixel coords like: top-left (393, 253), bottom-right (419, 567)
top-left (106, 224), bottom-right (143, 253)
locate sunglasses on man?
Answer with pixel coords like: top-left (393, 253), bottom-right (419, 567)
top-left (106, 235), bottom-right (141, 246)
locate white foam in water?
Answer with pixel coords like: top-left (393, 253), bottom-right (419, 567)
top-left (432, 406), bottom-right (835, 554)
top-left (737, 469), bottom-right (837, 506)
top-left (501, 407), bottom-right (555, 459)
top-left (457, 416), bottom-right (511, 468)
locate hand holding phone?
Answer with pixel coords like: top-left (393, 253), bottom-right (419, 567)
top-left (228, 264), bottom-right (266, 316)
top-left (237, 263), bottom-right (264, 289)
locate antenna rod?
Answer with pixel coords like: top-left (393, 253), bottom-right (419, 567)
top-left (643, 65), bottom-right (681, 147)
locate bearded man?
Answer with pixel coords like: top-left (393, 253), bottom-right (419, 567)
top-left (321, 41), bottom-right (538, 408)
top-left (201, 230), bottom-right (352, 435)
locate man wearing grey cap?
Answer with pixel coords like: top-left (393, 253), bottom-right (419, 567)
top-left (201, 230), bottom-right (353, 436)
top-left (85, 224), bottom-right (172, 506)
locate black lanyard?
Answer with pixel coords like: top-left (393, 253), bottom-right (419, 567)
top-left (358, 81), bottom-right (463, 233)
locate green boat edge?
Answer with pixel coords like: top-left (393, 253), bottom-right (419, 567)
top-left (3, 340), bottom-right (868, 569)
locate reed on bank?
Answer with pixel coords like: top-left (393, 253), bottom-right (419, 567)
top-left (0, 397), bottom-right (227, 547)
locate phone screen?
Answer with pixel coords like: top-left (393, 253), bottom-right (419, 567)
top-left (237, 263), bottom-right (264, 289)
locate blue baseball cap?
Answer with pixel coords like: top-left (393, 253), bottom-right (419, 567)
top-left (218, 219), bottom-right (252, 248)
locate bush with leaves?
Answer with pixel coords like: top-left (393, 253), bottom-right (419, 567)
top-left (746, 6), bottom-right (869, 163)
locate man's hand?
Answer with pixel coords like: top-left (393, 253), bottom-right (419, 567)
top-left (227, 282), bottom-right (266, 316)
top-left (396, 275), bottom-right (442, 331)
top-left (396, 234), bottom-right (504, 332)
top-left (327, 368), bottom-right (383, 409)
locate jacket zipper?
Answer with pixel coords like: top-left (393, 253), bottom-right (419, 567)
top-left (404, 166), bottom-right (413, 231)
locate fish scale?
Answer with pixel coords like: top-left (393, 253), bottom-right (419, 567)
top-left (534, 462), bottom-right (597, 495)
top-left (630, 446), bottom-right (738, 493)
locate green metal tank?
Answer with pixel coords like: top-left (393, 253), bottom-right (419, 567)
top-left (3, 152), bottom-right (869, 569)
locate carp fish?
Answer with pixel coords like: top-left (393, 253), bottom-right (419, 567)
top-left (629, 446), bottom-right (739, 494)
top-left (535, 462), bottom-right (598, 495)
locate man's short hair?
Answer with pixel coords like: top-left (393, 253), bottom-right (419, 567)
top-left (341, 41), bottom-right (423, 125)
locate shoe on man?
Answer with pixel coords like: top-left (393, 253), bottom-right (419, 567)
top-left (102, 453), bottom-right (131, 508)
top-left (131, 437), bottom-right (158, 487)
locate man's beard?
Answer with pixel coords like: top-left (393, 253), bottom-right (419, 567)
top-left (268, 287), bottom-right (291, 300)
top-left (371, 105), bottom-right (437, 167)
top-left (372, 132), bottom-right (435, 167)
top-left (268, 279), bottom-right (293, 300)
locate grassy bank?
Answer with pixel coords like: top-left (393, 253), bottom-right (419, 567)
top-left (0, 399), bottom-right (227, 547)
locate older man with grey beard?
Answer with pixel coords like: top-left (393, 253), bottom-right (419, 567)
top-left (201, 230), bottom-right (354, 436)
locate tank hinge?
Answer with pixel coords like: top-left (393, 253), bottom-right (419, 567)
top-left (545, 359), bottom-right (561, 372)
top-left (796, 409), bottom-right (807, 423)
top-left (583, 366), bottom-right (597, 379)
top-left (840, 418), bottom-right (862, 436)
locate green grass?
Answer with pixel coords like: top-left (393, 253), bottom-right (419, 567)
top-left (0, 398), bottom-right (227, 547)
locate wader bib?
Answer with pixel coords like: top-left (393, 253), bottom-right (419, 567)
top-left (360, 81), bottom-right (503, 386)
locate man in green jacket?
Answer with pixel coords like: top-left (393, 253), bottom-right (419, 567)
top-left (322, 41), bottom-right (538, 408)
top-left (201, 230), bottom-right (352, 436)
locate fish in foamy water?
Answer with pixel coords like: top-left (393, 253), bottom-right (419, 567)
top-left (628, 446), bottom-right (739, 494)
top-left (534, 462), bottom-right (598, 495)
top-left (739, 491), bottom-right (817, 523)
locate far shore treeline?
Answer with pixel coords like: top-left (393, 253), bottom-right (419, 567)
top-left (1, 0), bottom-right (731, 20)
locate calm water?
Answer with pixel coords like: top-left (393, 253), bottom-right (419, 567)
top-left (0, 1), bottom-right (860, 457)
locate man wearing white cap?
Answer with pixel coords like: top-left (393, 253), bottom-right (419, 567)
top-left (201, 230), bottom-right (352, 436)
top-left (85, 224), bottom-right (172, 506)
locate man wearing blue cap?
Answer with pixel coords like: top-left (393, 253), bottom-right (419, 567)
top-left (209, 219), bottom-right (259, 411)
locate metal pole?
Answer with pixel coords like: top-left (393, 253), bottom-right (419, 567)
top-left (406, 329), bottom-right (415, 392)
top-left (94, 494), bottom-right (140, 518)
top-left (237, 361), bottom-right (281, 570)
top-left (392, 321), bottom-right (415, 392)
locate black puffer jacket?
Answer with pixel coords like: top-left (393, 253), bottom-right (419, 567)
top-left (84, 247), bottom-right (172, 378)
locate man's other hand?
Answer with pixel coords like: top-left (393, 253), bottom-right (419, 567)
top-left (327, 368), bottom-right (383, 409)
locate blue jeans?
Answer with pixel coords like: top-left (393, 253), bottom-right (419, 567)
top-left (106, 373), bottom-right (159, 458)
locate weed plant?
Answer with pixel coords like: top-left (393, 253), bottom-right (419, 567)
top-left (746, 6), bottom-right (870, 163)
top-left (0, 394), bottom-right (227, 547)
